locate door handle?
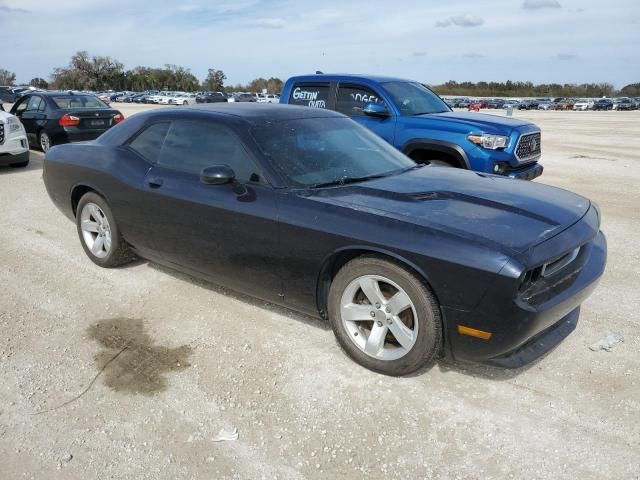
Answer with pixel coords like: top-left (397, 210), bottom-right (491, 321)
top-left (148, 177), bottom-right (164, 188)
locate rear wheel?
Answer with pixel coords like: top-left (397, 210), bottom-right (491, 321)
top-left (39, 130), bottom-right (52, 153)
top-left (328, 256), bottom-right (442, 376)
top-left (76, 192), bottom-right (135, 268)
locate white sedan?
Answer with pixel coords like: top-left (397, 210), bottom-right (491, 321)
top-left (0, 109), bottom-right (30, 168)
top-left (169, 93), bottom-right (197, 105)
top-left (573, 99), bottom-right (594, 111)
top-left (257, 94), bottom-right (281, 104)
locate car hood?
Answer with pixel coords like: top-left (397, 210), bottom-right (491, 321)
top-left (414, 111), bottom-right (535, 134)
top-left (306, 167), bottom-right (590, 254)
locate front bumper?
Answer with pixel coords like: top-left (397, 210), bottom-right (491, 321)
top-left (444, 229), bottom-right (607, 368)
top-left (506, 162), bottom-right (544, 180)
top-left (0, 132), bottom-right (29, 165)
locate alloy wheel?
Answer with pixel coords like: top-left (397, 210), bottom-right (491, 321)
top-left (340, 275), bottom-right (418, 361)
top-left (80, 202), bottom-right (112, 258)
top-left (40, 132), bottom-right (51, 153)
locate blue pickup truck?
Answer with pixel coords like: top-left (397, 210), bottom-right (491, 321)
top-left (280, 74), bottom-right (543, 180)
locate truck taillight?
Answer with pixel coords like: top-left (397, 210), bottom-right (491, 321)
top-left (113, 113), bottom-right (125, 124)
top-left (59, 114), bottom-right (80, 127)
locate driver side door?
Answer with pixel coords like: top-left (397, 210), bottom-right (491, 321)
top-left (141, 118), bottom-right (282, 302)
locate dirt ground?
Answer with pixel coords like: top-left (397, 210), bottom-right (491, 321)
top-left (1, 105), bottom-right (638, 479)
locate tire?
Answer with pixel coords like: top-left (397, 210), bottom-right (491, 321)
top-left (39, 130), bottom-right (52, 153)
top-left (328, 255), bottom-right (442, 376)
top-left (76, 192), bottom-right (135, 268)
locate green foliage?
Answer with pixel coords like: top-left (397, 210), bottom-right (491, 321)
top-left (202, 69), bottom-right (226, 91)
top-left (226, 77), bottom-right (283, 94)
top-left (431, 80), bottom-right (617, 98)
top-left (29, 77), bottom-right (49, 89)
top-left (49, 52), bottom-right (200, 92)
top-left (620, 83), bottom-right (640, 97)
top-left (0, 68), bottom-right (17, 85)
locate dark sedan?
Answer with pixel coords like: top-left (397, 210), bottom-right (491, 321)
top-left (196, 92), bottom-right (228, 103)
top-left (592, 99), bottom-right (614, 111)
top-left (43, 104), bottom-right (606, 375)
top-left (10, 91), bottom-right (124, 152)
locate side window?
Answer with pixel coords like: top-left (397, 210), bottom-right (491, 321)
top-left (288, 83), bottom-right (329, 109)
top-left (128, 122), bottom-right (170, 163)
top-left (157, 120), bottom-right (261, 182)
top-left (336, 85), bottom-right (386, 117)
top-left (25, 96), bottom-right (43, 112)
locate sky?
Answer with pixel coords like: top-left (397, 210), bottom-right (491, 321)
top-left (0, 0), bottom-right (638, 87)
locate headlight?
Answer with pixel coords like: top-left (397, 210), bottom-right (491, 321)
top-left (467, 133), bottom-right (509, 150)
top-left (7, 116), bottom-right (23, 134)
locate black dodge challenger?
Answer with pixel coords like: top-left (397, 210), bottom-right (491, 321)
top-left (43, 104), bottom-right (607, 375)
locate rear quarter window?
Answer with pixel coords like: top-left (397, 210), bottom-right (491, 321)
top-left (288, 84), bottom-right (329, 109)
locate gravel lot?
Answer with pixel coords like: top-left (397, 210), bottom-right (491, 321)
top-left (1, 105), bottom-right (638, 479)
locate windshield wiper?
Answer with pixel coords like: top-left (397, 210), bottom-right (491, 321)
top-left (308, 173), bottom-right (389, 189)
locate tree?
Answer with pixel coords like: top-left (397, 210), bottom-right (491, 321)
top-left (0, 69), bottom-right (16, 85)
top-left (50, 51), bottom-right (125, 90)
top-left (227, 77), bottom-right (283, 94)
top-left (30, 77), bottom-right (49, 89)
top-left (202, 68), bottom-right (226, 91)
top-left (620, 83), bottom-right (640, 97)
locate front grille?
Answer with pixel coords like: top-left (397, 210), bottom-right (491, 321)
top-left (515, 132), bottom-right (541, 162)
top-left (0, 122), bottom-right (4, 145)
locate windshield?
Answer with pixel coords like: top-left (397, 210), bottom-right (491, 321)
top-left (251, 117), bottom-right (416, 187)
top-left (381, 81), bottom-right (450, 115)
top-left (52, 95), bottom-right (109, 109)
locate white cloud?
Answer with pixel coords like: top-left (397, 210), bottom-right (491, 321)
top-left (523, 0), bottom-right (561, 10)
top-left (252, 17), bottom-right (287, 29)
top-left (436, 15), bottom-right (484, 28)
top-left (556, 53), bottom-right (579, 60)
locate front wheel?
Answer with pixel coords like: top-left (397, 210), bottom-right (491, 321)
top-left (328, 256), bottom-right (442, 376)
top-left (76, 192), bottom-right (135, 268)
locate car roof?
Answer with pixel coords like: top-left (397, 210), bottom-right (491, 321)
top-left (178, 103), bottom-right (346, 123)
top-left (22, 91), bottom-right (96, 97)
top-left (286, 73), bottom-right (414, 84)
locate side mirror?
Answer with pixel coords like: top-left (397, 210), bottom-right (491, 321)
top-left (362, 103), bottom-right (390, 118)
top-left (200, 165), bottom-right (235, 185)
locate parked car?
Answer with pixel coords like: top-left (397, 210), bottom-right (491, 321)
top-left (592, 99), bottom-right (614, 111)
top-left (157, 93), bottom-right (176, 105)
top-left (0, 108), bottom-right (30, 168)
top-left (232, 92), bottom-right (258, 103)
top-left (502, 100), bottom-right (521, 109)
top-left (196, 92), bottom-right (228, 103)
top-left (518, 100), bottom-right (539, 110)
top-left (443, 98), bottom-right (457, 108)
top-left (257, 94), bottom-right (280, 104)
top-left (146, 92), bottom-right (168, 104)
top-left (10, 91), bottom-right (124, 153)
top-left (553, 98), bottom-right (574, 110)
top-left (538, 101), bottom-right (555, 110)
top-left (281, 74), bottom-right (543, 179)
top-left (573, 99), bottom-right (594, 111)
top-left (169, 93), bottom-right (197, 105)
top-left (487, 99), bottom-right (506, 109)
top-left (42, 103), bottom-right (606, 375)
top-left (614, 98), bottom-right (636, 111)
top-left (455, 98), bottom-right (471, 108)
